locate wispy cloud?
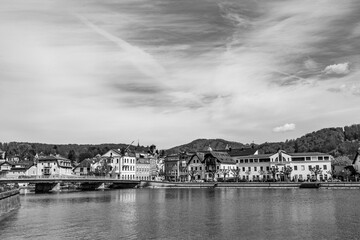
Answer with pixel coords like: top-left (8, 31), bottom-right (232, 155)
top-left (1, 0), bottom-right (360, 147)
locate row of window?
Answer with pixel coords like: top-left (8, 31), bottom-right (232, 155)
top-left (136, 167), bottom-right (149, 172)
top-left (121, 174), bottom-right (135, 180)
top-left (122, 166), bottom-right (135, 171)
top-left (236, 156), bottom-right (330, 164)
top-left (240, 164), bottom-right (329, 173)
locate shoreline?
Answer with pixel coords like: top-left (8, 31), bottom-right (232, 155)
top-left (138, 181), bottom-right (360, 189)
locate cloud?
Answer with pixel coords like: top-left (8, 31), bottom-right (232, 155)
top-left (328, 83), bottom-right (360, 96)
top-left (75, 14), bottom-right (166, 80)
top-left (323, 63), bottom-right (350, 75)
top-left (273, 123), bottom-right (296, 133)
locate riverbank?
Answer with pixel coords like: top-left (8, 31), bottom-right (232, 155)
top-left (0, 189), bottom-right (20, 219)
top-left (139, 181), bottom-right (360, 189)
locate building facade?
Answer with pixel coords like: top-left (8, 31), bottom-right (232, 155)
top-left (102, 149), bottom-right (137, 180)
top-left (234, 150), bottom-right (333, 181)
top-left (37, 155), bottom-right (73, 176)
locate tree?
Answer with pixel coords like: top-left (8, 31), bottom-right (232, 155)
top-left (326, 169), bottom-right (336, 181)
top-left (245, 170), bottom-right (251, 181)
top-left (188, 170), bottom-right (197, 182)
top-left (310, 167), bottom-right (323, 181)
top-left (258, 170), bottom-right (267, 181)
top-left (268, 167), bottom-right (279, 181)
top-left (220, 169), bottom-right (230, 181)
top-left (341, 169), bottom-right (352, 182)
top-left (67, 150), bottom-right (77, 164)
top-left (332, 156), bottom-right (352, 166)
top-left (281, 166), bottom-right (293, 181)
top-left (231, 168), bottom-right (241, 182)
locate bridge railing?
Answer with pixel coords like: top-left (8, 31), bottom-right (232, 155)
top-left (0, 175), bottom-right (117, 180)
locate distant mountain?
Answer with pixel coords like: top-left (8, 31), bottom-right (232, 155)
top-left (165, 138), bottom-right (247, 155)
top-left (166, 124), bottom-right (360, 159)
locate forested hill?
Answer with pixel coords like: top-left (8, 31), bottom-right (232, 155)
top-left (166, 124), bottom-right (360, 159)
top-left (1, 124), bottom-right (360, 163)
top-left (0, 142), bottom-right (152, 164)
top-left (165, 138), bottom-right (246, 154)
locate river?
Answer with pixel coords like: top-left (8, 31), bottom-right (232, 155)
top-left (0, 188), bottom-right (359, 239)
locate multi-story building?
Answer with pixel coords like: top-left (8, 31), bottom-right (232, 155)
top-left (73, 159), bottom-right (92, 176)
top-left (234, 150), bottom-right (333, 181)
top-left (102, 149), bottom-right (137, 180)
top-left (164, 152), bottom-right (193, 182)
top-left (136, 158), bottom-right (151, 181)
top-left (203, 151), bottom-right (237, 181)
top-left (187, 152), bottom-right (206, 181)
top-left (37, 155), bottom-right (73, 176)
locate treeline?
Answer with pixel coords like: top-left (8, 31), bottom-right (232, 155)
top-left (166, 124), bottom-right (360, 159)
top-left (258, 124), bottom-right (360, 159)
top-left (0, 142), bottom-right (156, 164)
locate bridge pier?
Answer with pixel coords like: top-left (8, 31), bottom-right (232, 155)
top-left (35, 183), bottom-right (58, 193)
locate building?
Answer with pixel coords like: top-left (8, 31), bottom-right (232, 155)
top-left (37, 155), bottom-right (73, 176)
top-left (0, 161), bottom-right (16, 177)
top-left (164, 152), bottom-right (192, 182)
top-left (5, 161), bottom-right (37, 178)
top-left (352, 148), bottom-right (360, 172)
top-left (102, 149), bottom-right (137, 180)
top-left (0, 149), bottom-right (5, 162)
top-left (203, 151), bottom-right (237, 181)
top-left (187, 152), bottom-right (206, 181)
top-left (73, 159), bottom-right (92, 176)
top-left (235, 150), bottom-right (333, 181)
top-left (136, 158), bottom-right (151, 181)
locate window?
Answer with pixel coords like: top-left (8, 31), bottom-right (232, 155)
top-left (242, 167), bottom-right (245, 171)
top-left (324, 156), bottom-right (329, 160)
top-left (260, 166), bottom-right (263, 171)
top-left (245, 159), bottom-right (248, 163)
top-left (248, 167), bottom-right (251, 171)
top-left (318, 156), bottom-right (323, 160)
top-left (266, 166), bottom-right (270, 171)
top-left (308, 166), bottom-right (312, 170)
top-left (294, 166), bottom-right (298, 171)
top-left (199, 167), bottom-right (202, 171)
top-left (240, 160), bottom-right (244, 163)
top-left (323, 165), bottom-right (327, 170)
top-left (254, 167), bottom-right (257, 171)
top-left (250, 159), bottom-right (254, 163)
top-left (305, 157), bottom-right (311, 161)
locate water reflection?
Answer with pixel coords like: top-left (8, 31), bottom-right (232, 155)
top-left (1, 189), bottom-right (360, 239)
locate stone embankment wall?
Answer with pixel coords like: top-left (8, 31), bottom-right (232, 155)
top-left (0, 189), bottom-right (20, 217)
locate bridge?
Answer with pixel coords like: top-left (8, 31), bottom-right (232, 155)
top-left (0, 176), bottom-right (141, 193)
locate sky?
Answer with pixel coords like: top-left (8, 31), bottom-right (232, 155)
top-left (1, 0), bottom-right (360, 149)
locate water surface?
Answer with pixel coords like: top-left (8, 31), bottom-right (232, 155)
top-left (1, 188), bottom-right (359, 239)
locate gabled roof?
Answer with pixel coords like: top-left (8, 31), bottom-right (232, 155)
top-left (204, 152), bottom-right (236, 164)
top-left (74, 159), bottom-right (92, 169)
top-left (227, 148), bottom-right (258, 157)
top-left (0, 161), bottom-right (16, 166)
top-left (353, 149), bottom-right (360, 165)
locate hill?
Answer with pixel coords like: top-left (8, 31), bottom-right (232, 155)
top-left (166, 124), bottom-right (360, 159)
top-left (165, 138), bottom-right (247, 154)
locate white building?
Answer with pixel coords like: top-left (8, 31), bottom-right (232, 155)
top-left (37, 155), bottom-right (73, 176)
top-left (234, 150), bottom-right (333, 181)
top-left (102, 149), bottom-right (137, 180)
